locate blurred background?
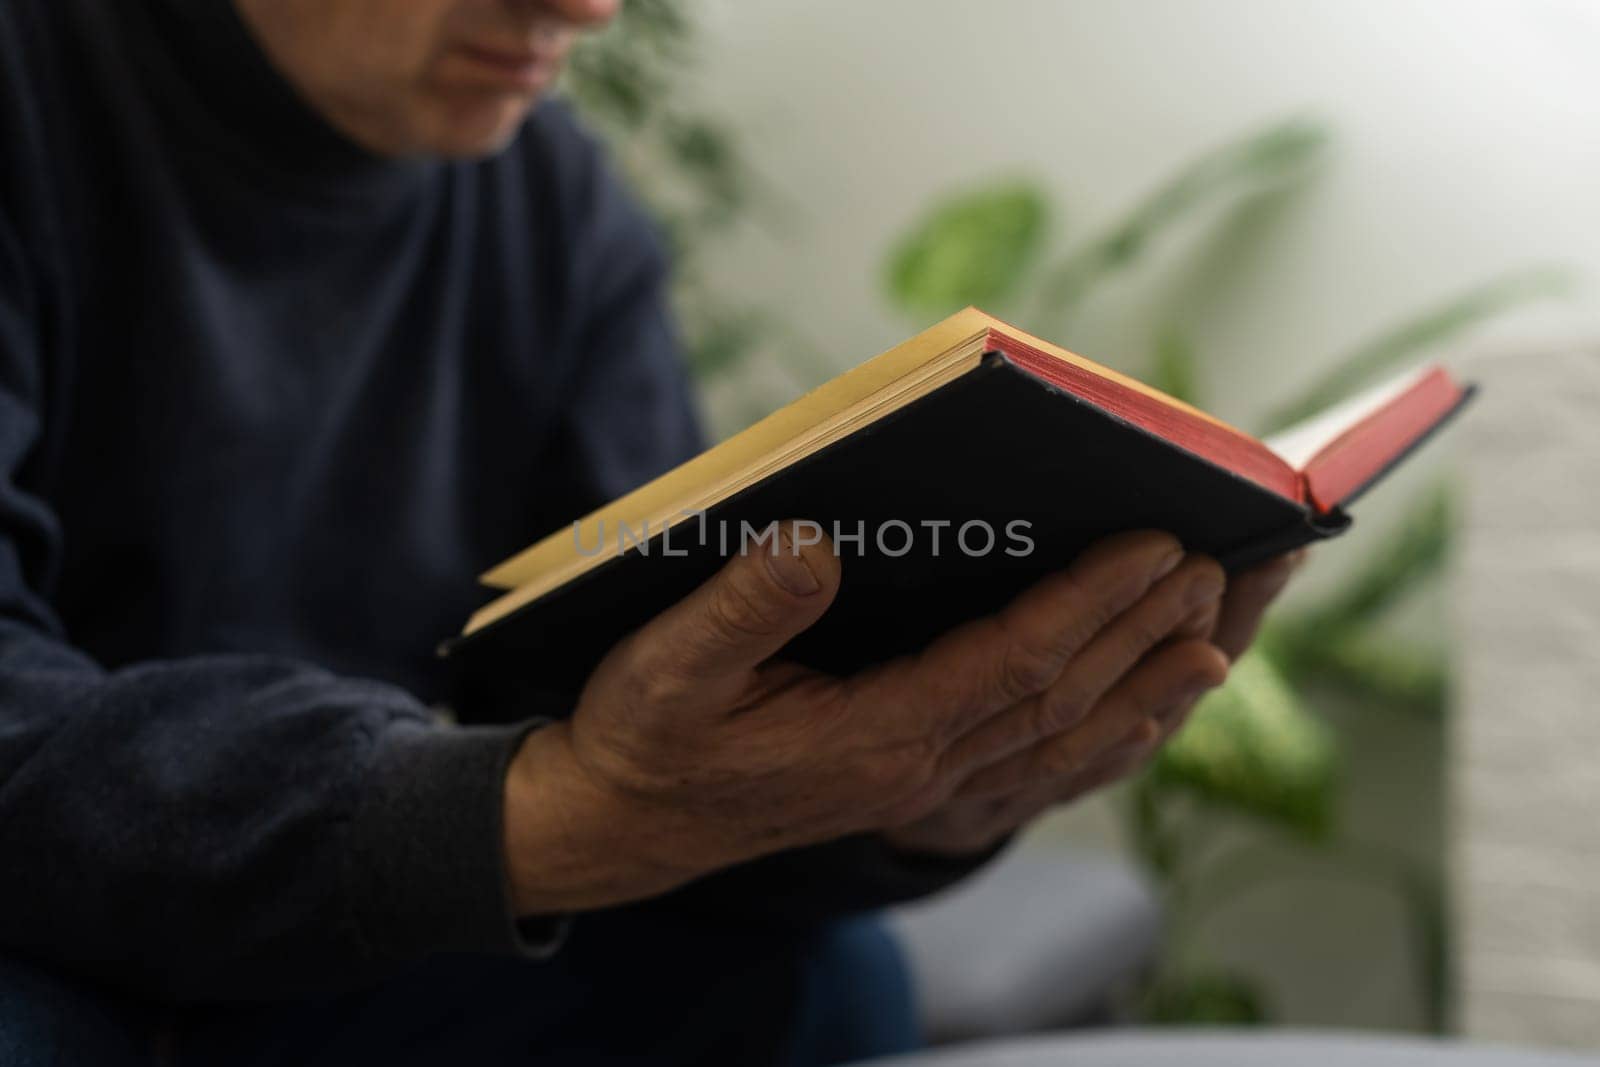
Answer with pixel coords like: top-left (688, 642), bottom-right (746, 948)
top-left (561, 0), bottom-right (1600, 1052)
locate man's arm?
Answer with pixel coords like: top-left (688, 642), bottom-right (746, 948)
top-left (0, 209), bottom-right (560, 1002)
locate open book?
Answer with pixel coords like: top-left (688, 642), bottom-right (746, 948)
top-left (445, 308), bottom-right (1471, 722)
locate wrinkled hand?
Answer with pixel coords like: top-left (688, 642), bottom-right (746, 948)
top-left (503, 525), bottom-right (1229, 916)
top-left (880, 549), bottom-right (1306, 858)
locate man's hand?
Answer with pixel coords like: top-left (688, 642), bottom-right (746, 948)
top-left (880, 549), bottom-right (1306, 858)
top-left (501, 525), bottom-right (1244, 916)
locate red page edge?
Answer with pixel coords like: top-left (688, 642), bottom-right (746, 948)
top-left (1301, 366), bottom-right (1470, 512)
top-left (983, 328), bottom-right (1304, 503)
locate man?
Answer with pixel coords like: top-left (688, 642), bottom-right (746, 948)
top-left (0, 0), bottom-right (1298, 1063)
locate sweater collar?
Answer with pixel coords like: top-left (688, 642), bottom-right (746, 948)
top-left (141, 0), bottom-right (441, 208)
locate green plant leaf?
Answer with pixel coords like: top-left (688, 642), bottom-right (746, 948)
top-left (1141, 971), bottom-right (1271, 1024)
top-left (663, 115), bottom-right (738, 183)
top-left (1035, 117), bottom-right (1329, 328)
top-left (564, 0), bottom-right (787, 389)
top-left (682, 308), bottom-right (764, 379)
top-left (1151, 650), bottom-right (1338, 838)
top-left (1261, 266), bottom-right (1576, 433)
top-left (563, 22), bottom-right (673, 131)
top-left (884, 180), bottom-right (1050, 315)
top-left (1327, 485), bottom-right (1454, 625)
top-left (1251, 489), bottom-right (1456, 710)
top-left (1151, 328), bottom-right (1202, 405)
top-left (1325, 637), bottom-right (1450, 717)
top-left (1266, 622), bottom-right (1450, 717)
top-left (1396, 864), bottom-right (1452, 1034)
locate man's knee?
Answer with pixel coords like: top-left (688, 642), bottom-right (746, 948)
top-left (0, 956), bottom-right (153, 1067)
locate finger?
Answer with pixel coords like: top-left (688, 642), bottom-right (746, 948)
top-left (956, 639), bottom-right (1228, 800)
top-left (952, 724), bottom-right (1163, 844)
top-left (1212, 549), bottom-right (1305, 660)
top-left (1154, 687), bottom-right (1203, 740)
top-left (973, 754), bottom-right (1136, 844)
top-left (937, 555), bottom-right (1224, 776)
top-left (959, 678), bottom-right (1209, 830)
top-left (876, 530), bottom-right (1184, 740)
top-left (631, 520), bottom-right (841, 689)
top-left (1052, 738), bottom-right (1156, 806)
top-left (979, 782), bottom-right (1058, 842)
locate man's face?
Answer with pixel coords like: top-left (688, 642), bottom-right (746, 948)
top-left (233, 0), bottom-right (619, 159)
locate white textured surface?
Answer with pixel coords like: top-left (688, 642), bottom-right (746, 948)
top-left (1455, 345), bottom-right (1600, 1048)
top-left (855, 1030), bottom-right (1600, 1066)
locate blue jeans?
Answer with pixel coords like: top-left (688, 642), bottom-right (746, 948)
top-left (785, 916), bottom-right (922, 1067)
top-left (0, 916), bottom-right (920, 1066)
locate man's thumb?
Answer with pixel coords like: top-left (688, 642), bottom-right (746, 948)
top-left (646, 520), bottom-right (841, 682)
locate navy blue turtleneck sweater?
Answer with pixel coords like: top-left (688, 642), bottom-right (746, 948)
top-left (0, 0), bottom-right (981, 1061)
top-left (0, 0), bottom-right (707, 988)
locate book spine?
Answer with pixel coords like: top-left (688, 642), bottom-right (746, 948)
top-left (1217, 506), bottom-right (1352, 572)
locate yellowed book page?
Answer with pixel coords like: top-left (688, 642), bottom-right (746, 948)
top-left (463, 344), bottom-right (989, 633)
top-left (476, 307), bottom-right (996, 592)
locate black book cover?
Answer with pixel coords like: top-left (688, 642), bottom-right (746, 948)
top-left (443, 351), bottom-right (1359, 724)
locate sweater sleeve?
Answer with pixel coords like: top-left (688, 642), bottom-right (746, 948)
top-left (0, 202), bottom-right (563, 1002)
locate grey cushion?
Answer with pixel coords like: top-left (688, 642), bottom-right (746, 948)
top-left (889, 849), bottom-right (1160, 1038)
top-left (852, 1030), bottom-right (1600, 1067)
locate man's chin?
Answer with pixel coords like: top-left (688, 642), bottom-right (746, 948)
top-left (421, 96), bottom-right (541, 159)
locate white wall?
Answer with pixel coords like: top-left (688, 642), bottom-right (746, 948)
top-left (685, 0), bottom-right (1600, 1040)
top-left (695, 0), bottom-right (1600, 422)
